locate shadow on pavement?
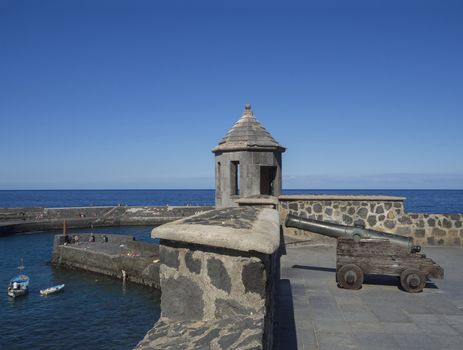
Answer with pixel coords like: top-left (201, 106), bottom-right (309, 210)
top-left (291, 265), bottom-right (439, 290)
top-left (274, 279), bottom-right (298, 350)
top-left (292, 264), bottom-right (335, 273)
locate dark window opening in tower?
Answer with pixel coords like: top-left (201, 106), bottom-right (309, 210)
top-left (260, 166), bottom-right (277, 195)
top-left (231, 161), bottom-right (240, 196)
top-left (216, 162), bottom-right (221, 198)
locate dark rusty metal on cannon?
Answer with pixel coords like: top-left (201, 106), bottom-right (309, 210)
top-left (285, 214), bottom-right (444, 293)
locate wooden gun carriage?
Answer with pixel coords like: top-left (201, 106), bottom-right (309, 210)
top-left (285, 214), bottom-right (444, 293)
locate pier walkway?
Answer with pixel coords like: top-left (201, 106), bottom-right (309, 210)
top-left (275, 244), bottom-right (463, 350)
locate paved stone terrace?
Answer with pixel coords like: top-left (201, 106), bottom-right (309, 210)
top-left (275, 243), bottom-right (463, 350)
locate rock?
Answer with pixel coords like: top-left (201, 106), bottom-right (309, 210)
top-left (398, 216), bottom-right (412, 225)
top-left (375, 205), bottom-right (384, 214)
top-left (384, 220), bottom-right (395, 229)
top-left (313, 203), bottom-right (322, 214)
top-left (161, 246), bottom-right (179, 269)
top-left (161, 277), bottom-right (204, 321)
top-left (357, 207), bottom-right (368, 219)
top-left (207, 258), bottom-right (231, 293)
top-left (427, 218), bottom-right (436, 227)
top-left (242, 262), bottom-right (266, 297)
top-left (219, 332), bottom-right (242, 349)
top-left (342, 214), bottom-right (353, 225)
top-left (185, 251), bottom-right (201, 274)
top-left (235, 332), bottom-right (263, 349)
top-left (288, 203), bottom-right (298, 211)
top-left (194, 328), bottom-right (221, 348)
top-left (367, 215), bottom-right (377, 227)
top-left (442, 218), bottom-right (453, 229)
top-left (215, 299), bottom-right (254, 318)
top-left (432, 228), bottom-right (447, 237)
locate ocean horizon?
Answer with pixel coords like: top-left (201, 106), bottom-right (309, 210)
top-left (0, 189), bottom-right (463, 213)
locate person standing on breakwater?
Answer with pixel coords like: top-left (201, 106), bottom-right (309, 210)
top-left (103, 235), bottom-right (108, 243)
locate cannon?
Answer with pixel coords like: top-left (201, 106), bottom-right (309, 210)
top-left (285, 214), bottom-right (422, 253)
top-left (285, 214), bottom-right (444, 293)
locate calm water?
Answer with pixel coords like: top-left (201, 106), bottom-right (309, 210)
top-left (0, 226), bottom-right (161, 350)
top-left (0, 189), bottom-right (463, 213)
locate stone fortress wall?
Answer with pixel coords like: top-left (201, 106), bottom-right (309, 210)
top-left (0, 205), bottom-right (214, 235)
top-left (136, 206), bottom-right (281, 350)
top-left (279, 195), bottom-right (463, 247)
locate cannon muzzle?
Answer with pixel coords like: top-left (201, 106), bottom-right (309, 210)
top-left (285, 214), bottom-right (421, 253)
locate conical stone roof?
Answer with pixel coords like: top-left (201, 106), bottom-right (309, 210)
top-left (212, 104), bottom-right (286, 153)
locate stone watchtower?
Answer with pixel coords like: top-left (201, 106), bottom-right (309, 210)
top-left (212, 104), bottom-right (286, 208)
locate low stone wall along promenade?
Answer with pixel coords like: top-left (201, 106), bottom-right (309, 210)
top-left (280, 195), bottom-right (463, 247)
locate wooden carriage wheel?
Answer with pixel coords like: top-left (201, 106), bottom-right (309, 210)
top-left (400, 268), bottom-right (426, 293)
top-left (337, 264), bottom-right (364, 290)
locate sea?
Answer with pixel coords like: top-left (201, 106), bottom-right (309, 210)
top-left (1, 189), bottom-right (462, 350)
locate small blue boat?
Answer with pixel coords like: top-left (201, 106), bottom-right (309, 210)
top-left (7, 259), bottom-right (29, 298)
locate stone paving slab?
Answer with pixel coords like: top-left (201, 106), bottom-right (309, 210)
top-left (275, 244), bottom-right (463, 350)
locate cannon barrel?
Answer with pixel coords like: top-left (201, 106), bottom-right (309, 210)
top-left (285, 214), bottom-right (421, 253)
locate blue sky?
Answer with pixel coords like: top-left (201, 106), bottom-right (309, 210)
top-left (1, 0), bottom-right (462, 189)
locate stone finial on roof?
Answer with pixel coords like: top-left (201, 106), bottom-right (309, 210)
top-left (212, 104), bottom-right (285, 153)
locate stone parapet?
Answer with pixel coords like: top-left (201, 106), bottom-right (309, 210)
top-left (279, 196), bottom-right (463, 247)
top-left (136, 207), bottom-right (281, 349)
top-left (153, 207), bottom-right (280, 254)
top-left (279, 194), bottom-right (406, 202)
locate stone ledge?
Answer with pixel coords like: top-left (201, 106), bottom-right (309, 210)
top-left (235, 196), bottom-right (279, 207)
top-left (152, 207), bottom-right (280, 254)
top-left (279, 194), bottom-right (405, 201)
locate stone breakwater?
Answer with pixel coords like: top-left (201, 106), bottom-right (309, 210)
top-left (135, 207), bottom-right (281, 350)
top-left (0, 205), bottom-right (214, 235)
top-left (279, 195), bottom-right (463, 247)
top-left (51, 233), bottom-right (160, 288)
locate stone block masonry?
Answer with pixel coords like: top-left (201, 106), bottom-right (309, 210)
top-left (0, 205), bottom-right (214, 235)
top-left (279, 195), bottom-right (463, 247)
top-left (135, 206), bottom-right (281, 350)
top-left (51, 233), bottom-right (160, 288)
